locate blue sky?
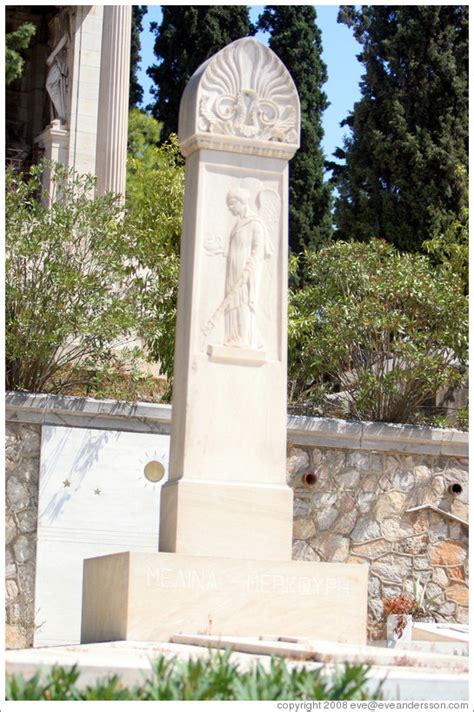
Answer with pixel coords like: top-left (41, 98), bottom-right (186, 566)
top-left (137, 5), bottom-right (363, 160)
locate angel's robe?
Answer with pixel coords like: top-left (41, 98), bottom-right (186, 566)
top-left (224, 214), bottom-right (266, 349)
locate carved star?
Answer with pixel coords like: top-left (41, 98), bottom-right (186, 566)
top-left (62, 479), bottom-right (71, 488)
top-left (94, 488), bottom-right (101, 496)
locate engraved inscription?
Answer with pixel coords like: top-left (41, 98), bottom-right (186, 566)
top-left (146, 567), bottom-right (352, 598)
top-left (198, 38), bottom-right (298, 144)
top-left (202, 179), bottom-right (280, 352)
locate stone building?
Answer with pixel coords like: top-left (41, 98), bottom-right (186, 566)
top-left (6, 5), bottom-right (131, 197)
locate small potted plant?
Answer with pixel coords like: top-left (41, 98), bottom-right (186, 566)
top-left (382, 593), bottom-right (416, 646)
top-left (412, 577), bottom-right (444, 623)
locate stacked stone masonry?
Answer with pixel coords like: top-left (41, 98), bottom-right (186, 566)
top-left (287, 445), bottom-right (468, 640)
top-left (5, 394), bottom-right (469, 647)
top-left (5, 423), bottom-right (41, 649)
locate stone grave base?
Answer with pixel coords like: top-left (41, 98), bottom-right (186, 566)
top-left (81, 552), bottom-right (368, 645)
top-left (159, 480), bottom-right (294, 560)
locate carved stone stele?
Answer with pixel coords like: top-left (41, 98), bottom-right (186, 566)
top-left (160, 37), bottom-right (301, 561)
top-left (179, 37), bottom-right (300, 159)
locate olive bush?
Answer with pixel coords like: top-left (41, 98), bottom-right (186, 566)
top-left (288, 239), bottom-right (468, 424)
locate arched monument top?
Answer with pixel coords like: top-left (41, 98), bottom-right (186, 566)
top-left (178, 37), bottom-right (300, 159)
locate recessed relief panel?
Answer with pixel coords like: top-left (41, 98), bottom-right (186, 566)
top-left (197, 166), bottom-right (282, 363)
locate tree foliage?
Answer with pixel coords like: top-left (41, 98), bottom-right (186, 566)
top-left (126, 126), bottom-right (185, 389)
top-left (6, 164), bottom-right (137, 393)
top-left (129, 6), bottom-right (147, 108)
top-left (288, 240), bottom-right (468, 425)
top-left (147, 6), bottom-right (255, 138)
top-left (258, 6), bottom-right (332, 257)
top-left (6, 22), bottom-right (36, 85)
top-left (330, 6), bottom-right (468, 254)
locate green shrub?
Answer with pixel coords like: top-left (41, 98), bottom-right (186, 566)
top-left (288, 239), bottom-right (468, 424)
top-left (6, 653), bottom-right (380, 701)
top-left (6, 163), bottom-right (137, 394)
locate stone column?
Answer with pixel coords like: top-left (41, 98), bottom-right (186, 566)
top-left (35, 119), bottom-right (69, 205)
top-left (159, 38), bottom-right (301, 561)
top-left (95, 5), bottom-right (131, 199)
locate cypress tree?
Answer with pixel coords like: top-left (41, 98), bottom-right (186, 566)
top-left (258, 6), bottom-right (333, 256)
top-left (147, 6), bottom-right (255, 139)
top-left (129, 6), bottom-right (147, 108)
top-left (331, 6), bottom-right (468, 253)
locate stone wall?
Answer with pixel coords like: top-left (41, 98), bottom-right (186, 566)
top-left (5, 422), bottom-right (41, 649)
top-left (287, 443), bottom-right (468, 640)
top-left (5, 393), bottom-right (469, 647)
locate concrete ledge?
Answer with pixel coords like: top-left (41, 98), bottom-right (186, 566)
top-left (5, 391), bottom-right (172, 435)
top-left (6, 392), bottom-right (468, 457)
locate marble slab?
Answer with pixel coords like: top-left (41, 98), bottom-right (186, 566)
top-left (34, 426), bottom-right (169, 647)
top-left (81, 552), bottom-right (368, 645)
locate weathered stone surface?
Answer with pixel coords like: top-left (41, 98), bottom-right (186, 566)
top-left (430, 540), bottom-right (466, 566)
top-left (311, 448), bottom-right (322, 466)
top-left (445, 583), bottom-right (468, 606)
top-left (456, 606), bottom-right (469, 625)
top-left (322, 450), bottom-right (346, 473)
top-left (293, 518), bottom-right (316, 540)
top-left (337, 469), bottom-right (360, 489)
top-left (431, 475), bottom-right (446, 497)
top-left (357, 492), bottom-right (373, 514)
top-left (17, 561), bottom-right (36, 600)
top-left (13, 535), bottom-right (35, 564)
top-left (393, 534), bottom-right (428, 555)
top-left (17, 509), bottom-right (37, 534)
top-left (450, 499), bottom-right (468, 521)
top-left (447, 566), bottom-right (464, 581)
top-left (6, 477), bottom-right (30, 510)
top-left (413, 465), bottom-right (431, 484)
top-left (437, 600), bottom-right (456, 617)
top-left (424, 582), bottom-right (443, 601)
top-left (6, 624), bottom-right (29, 650)
top-left (292, 540), bottom-right (320, 561)
top-left (6, 515), bottom-right (17, 545)
top-left (6, 563), bottom-right (17, 579)
top-left (432, 567), bottom-right (449, 587)
top-left (351, 517), bottom-right (381, 543)
top-left (385, 456), bottom-right (400, 474)
top-left (413, 557), bottom-right (430, 570)
top-left (312, 492), bottom-right (337, 509)
top-left (339, 494), bottom-right (357, 513)
top-left (371, 557), bottom-right (408, 583)
top-left (373, 492), bottom-right (405, 521)
top-left (286, 448), bottom-right (310, 478)
top-left (315, 508), bottom-right (339, 531)
top-left (380, 517), bottom-right (414, 541)
top-left (310, 533), bottom-right (350, 562)
top-left (333, 510), bottom-right (358, 535)
top-left (6, 579), bottom-right (19, 604)
top-left (370, 453), bottom-right (384, 473)
top-left (368, 576), bottom-right (381, 598)
top-left (392, 468), bottom-right (415, 492)
top-left (6, 602), bottom-right (22, 624)
top-left (352, 539), bottom-right (391, 560)
top-left (361, 475), bottom-right (378, 493)
top-left (293, 499), bottom-right (311, 518)
top-left (346, 451), bottom-right (370, 472)
top-left (368, 597), bottom-right (384, 621)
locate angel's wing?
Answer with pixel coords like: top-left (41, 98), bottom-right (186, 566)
top-left (257, 189), bottom-right (281, 256)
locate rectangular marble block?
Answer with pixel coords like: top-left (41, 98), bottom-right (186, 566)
top-left (159, 480), bottom-right (293, 560)
top-left (81, 552), bottom-right (368, 645)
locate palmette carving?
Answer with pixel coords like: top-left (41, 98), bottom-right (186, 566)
top-left (198, 39), bottom-right (298, 144)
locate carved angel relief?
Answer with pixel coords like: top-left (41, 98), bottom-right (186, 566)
top-left (202, 179), bottom-right (281, 356)
top-left (198, 39), bottom-right (298, 145)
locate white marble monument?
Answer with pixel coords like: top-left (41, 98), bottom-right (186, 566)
top-left (82, 39), bottom-right (368, 645)
top-left (160, 37), bottom-right (299, 561)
